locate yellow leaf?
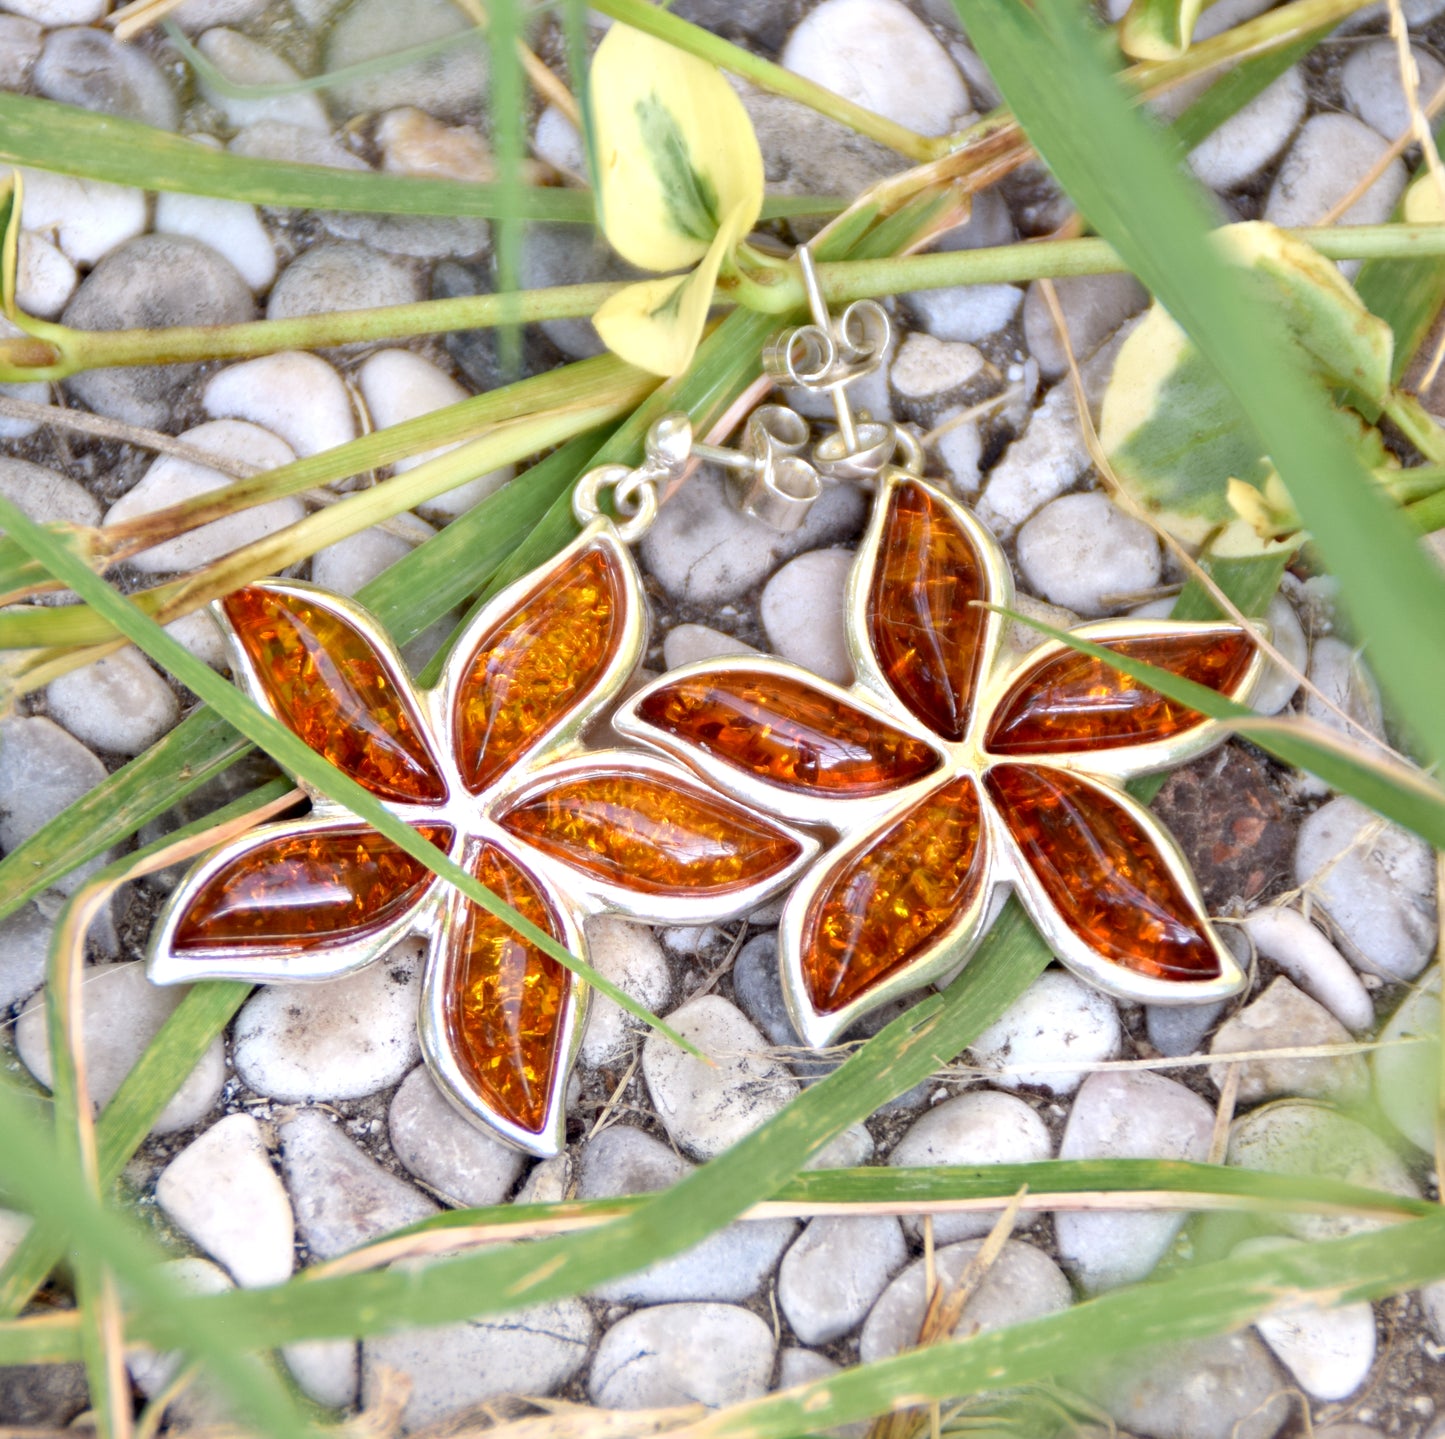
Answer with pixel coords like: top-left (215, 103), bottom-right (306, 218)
top-left (591, 23), bottom-right (764, 274)
top-left (595, 201), bottom-right (749, 376)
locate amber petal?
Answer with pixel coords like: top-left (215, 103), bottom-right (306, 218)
top-left (634, 669), bottom-right (941, 796)
top-left (454, 544), bottom-right (626, 794)
top-left (799, 774), bottom-right (987, 1016)
top-left (986, 628), bottom-right (1257, 757)
top-left (172, 822), bottom-right (451, 952)
top-left (868, 480), bottom-right (993, 742)
top-left (223, 587), bottom-right (446, 803)
top-left (498, 765), bottom-right (803, 899)
top-left (987, 764), bottom-right (1221, 981)
top-left (442, 844), bottom-right (568, 1136)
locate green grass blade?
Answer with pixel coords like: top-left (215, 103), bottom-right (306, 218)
top-left (1169, 35), bottom-right (1319, 152)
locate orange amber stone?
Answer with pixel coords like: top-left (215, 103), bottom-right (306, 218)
top-left (224, 588), bottom-right (445, 803)
top-left (444, 845), bottom-right (565, 1135)
top-left (455, 547), bottom-right (623, 794)
top-left (498, 768), bottom-right (802, 897)
top-left (173, 823), bottom-right (451, 950)
top-left (868, 481), bottom-right (990, 742)
top-left (986, 764), bottom-right (1220, 980)
top-left (986, 630), bottom-right (1256, 756)
top-left (800, 774), bottom-right (985, 1015)
top-left (635, 671), bottom-right (941, 796)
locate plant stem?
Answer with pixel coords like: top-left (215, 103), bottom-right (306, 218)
top-left (1383, 388), bottom-right (1445, 464)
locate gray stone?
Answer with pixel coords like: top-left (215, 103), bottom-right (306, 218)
top-left (1146, 999), bottom-right (1225, 1057)
top-left (45, 646), bottom-right (179, 757)
top-left (1294, 795), bottom-right (1437, 981)
top-left (61, 235), bottom-right (254, 426)
top-left (229, 119), bottom-right (369, 172)
top-left (1188, 67), bottom-right (1306, 192)
top-left (760, 548), bottom-right (854, 686)
top-left (388, 1064), bottom-right (525, 1207)
top-left (0, 1362), bottom-right (89, 1429)
top-left (517, 223), bottom-right (646, 360)
top-left (775, 1350), bottom-right (869, 1439)
top-left (1250, 593), bottom-right (1309, 718)
top-left (279, 1107), bottom-right (438, 1260)
top-left (266, 241), bottom-right (423, 338)
top-left (0, 457), bottom-right (101, 529)
top-left (1209, 976), bottom-right (1367, 1104)
top-left (662, 623), bottom-right (759, 671)
top-left (311, 525), bottom-right (424, 597)
top-left (0, 17), bottom-right (42, 91)
top-left (17, 961), bottom-right (225, 1133)
top-left (778, 1215), bottom-right (907, 1344)
top-left (732, 931), bottom-right (798, 1049)
top-left (362, 1298), bottom-right (593, 1429)
top-left (576, 916), bottom-right (673, 1069)
top-left (282, 1340), bottom-right (357, 1411)
top-left (1342, 38), bottom-right (1445, 144)
top-left (35, 27), bottom-right (178, 130)
top-left (888, 1089), bottom-right (1052, 1243)
top-left (1372, 969), bottom-right (1439, 1152)
top-left (155, 1114), bottom-right (295, 1287)
top-left (196, 28), bottom-right (329, 134)
top-left (1022, 272), bottom-right (1148, 381)
top-left (1055, 1070), bottom-right (1214, 1293)
top-left (1016, 491), bottom-right (1162, 616)
top-left (233, 941), bottom-right (423, 1102)
top-left (903, 283), bottom-right (1021, 345)
top-left (0, 902), bottom-right (52, 1009)
top-left (1302, 637), bottom-right (1386, 755)
top-left (589, 1303), bottom-right (775, 1409)
top-left (975, 383), bottom-right (1091, 540)
top-left (859, 1239), bottom-right (1073, 1361)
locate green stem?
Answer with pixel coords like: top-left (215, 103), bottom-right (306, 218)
top-left (1406, 487), bottom-right (1445, 533)
top-left (1381, 462), bottom-right (1445, 505)
top-left (1384, 388), bottom-right (1445, 465)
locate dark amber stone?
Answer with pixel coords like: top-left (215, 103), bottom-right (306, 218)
top-left (868, 481), bottom-right (990, 742)
top-left (173, 823), bottom-right (452, 950)
top-left (986, 764), bottom-right (1221, 980)
top-left (444, 845), bottom-right (565, 1135)
top-left (224, 588), bottom-right (446, 803)
top-left (455, 547), bottom-right (623, 794)
top-left (635, 671), bottom-right (941, 795)
top-left (800, 774), bottom-right (986, 1015)
top-left (498, 768), bottom-right (802, 897)
top-left (986, 630), bottom-right (1256, 756)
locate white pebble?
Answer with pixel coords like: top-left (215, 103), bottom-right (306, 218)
top-left (155, 1113), bottom-right (295, 1288)
top-left (45, 646), bottom-right (179, 757)
top-left (266, 240), bottom-right (422, 330)
top-left (17, 168), bottom-right (147, 268)
top-left (203, 352), bottom-right (356, 457)
top-left (232, 941), bottom-right (423, 1102)
top-left (643, 996), bottom-right (798, 1160)
top-left (165, 609), bottom-right (229, 670)
top-left (1016, 491), bottom-right (1162, 616)
top-left (534, 104), bottom-right (585, 176)
top-left (0, 378), bottom-right (50, 441)
top-left (0, 0), bottom-right (105, 31)
top-left (0, 1209), bottom-right (31, 1270)
top-left (1189, 67), bottom-right (1307, 191)
top-left (1241, 905), bottom-right (1374, 1033)
top-left (1248, 593), bottom-right (1308, 717)
top-left (0, 16), bottom-right (40, 89)
top-left (905, 283), bottom-right (1021, 344)
top-left (310, 524), bottom-right (423, 597)
top-left (760, 548), bottom-right (854, 686)
top-left (778, 1215), bottom-right (908, 1344)
top-left (103, 420), bottom-right (301, 574)
top-left (931, 410), bottom-right (984, 495)
top-left (967, 970), bottom-right (1121, 1095)
top-left (0, 456), bottom-right (101, 528)
top-left (577, 916), bottom-right (673, 1069)
top-left (0, 903), bottom-right (52, 1010)
top-left (889, 333), bottom-right (987, 401)
top-left (16, 231), bottom-right (77, 319)
top-left (662, 624), bottom-right (759, 670)
top-left (195, 28), bottom-right (329, 133)
top-left (16, 961), bottom-right (225, 1134)
top-left (282, 1340), bottom-right (357, 1411)
top-left (1302, 636), bottom-right (1386, 751)
top-left (154, 191), bottom-right (277, 293)
top-left (1022, 272), bottom-right (1148, 382)
top-left (975, 382), bottom-right (1091, 539)
top-left (1342, 39), bottom-right (1445, 144)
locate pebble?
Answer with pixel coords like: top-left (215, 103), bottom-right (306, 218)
top-left (533, 104), bottom-right (585, 178)
top-left (1227, 1099), bottom-right (1421, 1240)
top-left (266, 241), bottom-right (423, 336)
top-left (0, 1363), bottom-right (89, 1430)
top-left (0, 903), bottom-right (53, 1009)
top-left (16, 231), bottom-right (77, 319)
top-left (363, 1298), bottom-right (594, 1429)
top-left (0, 379), bottom-right (49, 442)
top-left (760, 548), bottom-right (854, 686)
top-left (377, 107), bottom-right (494, 182)
top-left (731, 930), bottom-right (802, 1049)
top-left (203, 353), bottom-right (357, 457)
top-left (1294, 795), bottom-right (1438, 981)
top-left (282, 1340), bottom-right (357, 1410)
top-left (62, 237), bottom-right (254, 427)
top-left (515, 222), bottom-right (647, 360)
top-left (641, 470), bottom-right (867, 605)
top-left (589, 1303), bottom-right (775, 1409)
top-left (18, 169), bottom-right (147, 269)
top-left (310, 524), bottom-right (422, 597)
top-left (1234, 1236), bottom-right (1377, 1401)
top-left (195, 28), bottom-right (329, 134)
top-left (1022, 273), bottom-right (1149, 382)
top-left (1240, 906), bottom-right (1374, 1033)
top-left (44, 646), bottom-right (179, 757)
top-left (778, 1215), bottom-right (907, 1344)
top-left (903, 283), bottom-right (1021, 346)
top-left (577, 1126), bottom-right (796, 1304)
top-left (966, 970), bottom-right (1122, 1095)
top-left (577, 916), bottom-right (673, 1069)
top-left (232, 941), bottom-right (423, 1102)
top-left (229, 119), bottom-right (368, 173)
top-left (34, 26), bottom-right (178, 130)
top-left (887, 1089), bottom-right (1052, 1243)
top-left (1209, 976), bottom-right (1366, 1104)
top-left (322, 0), bottom-right (488, 120)
top-left (644, 996), bottom-right (798, 1160)
top-left (388, 1064), bottom-right (525, 1207)
top-left (974, 382), bottom-right (1090, 539)
top-left (153, 191), bottom-right (278, 293)
top-left (662, 624), bottom-right (759, 670)
top-left (1302, 636), bottom-right (1386, 754)
top-left (279, 1108), bottom-right (438, 1260)
top-left (1087, 1332), bottom-right (1289, 1439)
top-left (104, 420), bottom-right (301, 573)
top-left (165, 609), bottom-right (229, 670)
top-left (1146, 998), bottom-right (1225, 1057)
top-left (1249, 593), bottom-right (1309, 717)
top-left (775, 1350), bottom-right (869, 1439)
top-left (154, 1114), bottom-right (295, 1288)
top-left (1372, 969), bottom-right (1439, 1152)
top-left (781, 0), bottom-right (970, 138)
top-left (931, 410), bottom-right (984, 495)
top-left (1188, 67), bottom-right (1307, 192)
top-left (1424, 1279), bottom-right (1445, 1344)
top-left (1055, 1070), bottom-right (1214, 1293)
top-left (0, 16), bottom-right (41, 89)
top-left (859, 1239), bottom-right (1073, 1361)
top-left (16, 962), bottom-right (225, 1133)
top-left (0, 1208), bottom-right (31, 1269)
top-left (0, 457), bottom-right (101, 529)
top-left (890, 334), bottom-right (989, 403)
top-left (1342, 39), bottom-right (1445, 144)
top-left (1016, 491), bottom-right (1162, 615)
top-left (168, 0), bottom-right (268, 28)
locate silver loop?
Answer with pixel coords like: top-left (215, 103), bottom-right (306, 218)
top-left (571, 413), bottom-right (690, 542)
top-left (813, 419), bottom-right (897, 485)
top-left (891, 422), bottom-right (926, 476)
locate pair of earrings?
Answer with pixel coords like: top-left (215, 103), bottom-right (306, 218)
top-left (147, 252), bottom-right (1263, 1156)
